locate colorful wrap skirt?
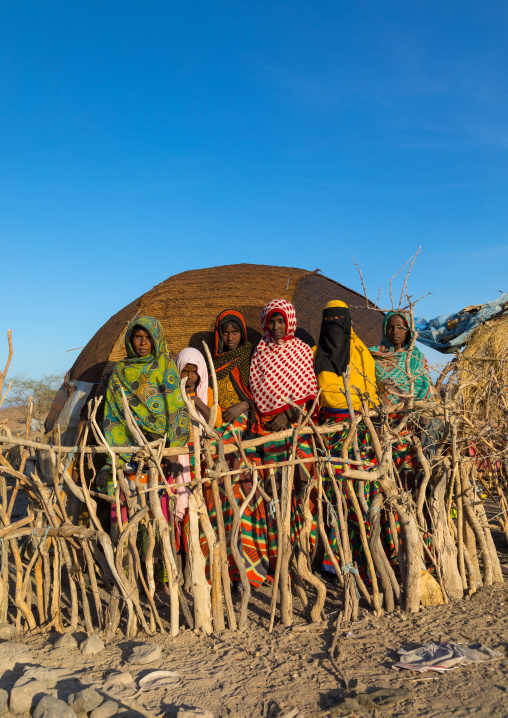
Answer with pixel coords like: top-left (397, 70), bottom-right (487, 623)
top-left (100, 463), bottom-right (189, 583)
top-left (319, 407), bottom-right (398, 579)
top-left (253, 419), bottom-right (319, 572)
top-left (200, 412), bottom-right (271, 588)
top-left (388, 414), bottom-right (424, 487)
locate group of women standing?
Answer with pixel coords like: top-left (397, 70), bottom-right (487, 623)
top-left (102, 299), bottom-right (434, 592)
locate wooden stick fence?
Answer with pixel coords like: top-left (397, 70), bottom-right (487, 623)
top-left (0, 335), bottom-right (506, 658)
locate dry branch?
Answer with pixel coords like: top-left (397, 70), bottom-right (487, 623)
top-left (0, 308), bottom-right (505, 640)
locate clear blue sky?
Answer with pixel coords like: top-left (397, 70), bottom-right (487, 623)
top-left (1, 0), bottom-right (507, 380)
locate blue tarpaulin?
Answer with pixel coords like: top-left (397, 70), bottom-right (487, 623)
top-left (415, 293), bottom-right (508, 354)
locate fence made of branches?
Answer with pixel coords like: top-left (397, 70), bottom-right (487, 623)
top-left (0, 330), bottom-right (506, 668)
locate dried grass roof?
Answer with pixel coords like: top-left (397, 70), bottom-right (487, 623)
top-left (458, 315), bottom-right (508, 424)
top-left (70, 263), bottom-right (384, 384)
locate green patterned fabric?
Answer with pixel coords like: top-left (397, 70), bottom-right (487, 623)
top-left (369, 310), bottom-right (433, 408)
top-left (104, 316), bottom-right (190, 465)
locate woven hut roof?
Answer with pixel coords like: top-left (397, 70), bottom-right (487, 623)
top-left (70, 264), bottom-right (384, 384)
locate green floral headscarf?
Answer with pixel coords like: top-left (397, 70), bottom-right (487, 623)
top-left (104, 316), bottom-right (190, 465)
top-left (369, 310), bottom-right (433, 409)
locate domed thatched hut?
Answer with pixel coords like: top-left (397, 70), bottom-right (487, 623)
top-left (70, 264), bottom-right (384, 387)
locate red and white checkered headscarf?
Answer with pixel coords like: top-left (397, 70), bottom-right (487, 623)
top-left (250, 299), bottom-right (318, 417)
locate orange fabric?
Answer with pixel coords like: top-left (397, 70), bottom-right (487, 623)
top-left (189, 386), bottom-right (222, 427)
top-left (124, 469), bottom-right (153, 485)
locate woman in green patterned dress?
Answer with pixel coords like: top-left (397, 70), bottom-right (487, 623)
top-left (103, 315), bottom-right (190, 528)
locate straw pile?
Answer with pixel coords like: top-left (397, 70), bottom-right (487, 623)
top-left (459, 315), bottom-right (508, 425)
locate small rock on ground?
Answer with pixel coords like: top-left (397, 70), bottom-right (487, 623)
top-left (127, 643), bottom-right (162, 665)
top-left (0, 689), bottom-right (8, 715)
top-left (177, 710), bottom-right (215, 718)
top-left (34, 695), bottom-right (77, 718)
top-left (20, 667), bottom-right (60, 689)
top-left (103, 672), bottom-right (134, 690)
top-left (69, 687), bottom-right (103, 714)
top-left (10, 680), bottom-right (48, 715)
top-left (80, 634), bottom-right (105, 655)
top-left (90, 700), bottom-right (118, 718)
top-left (0, 624), bottom-right (15, 640)
top-left (53, 633), bottom-right (78, 650)
top-left (0, 642), bottom-right (33, 673)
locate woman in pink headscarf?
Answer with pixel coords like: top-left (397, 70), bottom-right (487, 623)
top-left (163, 348), bottom-right (223, 588)
top-left (177, 347), bottom-right (222, 428)
top-left (167, 348), bottom-right (220, 528)
top-left (174, 348), bottom-right (222, 516)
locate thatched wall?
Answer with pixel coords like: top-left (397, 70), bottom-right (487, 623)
top-left (459, 314), bottom-right (508, 424)
top-left (70, 264), bottom-right (384, 384)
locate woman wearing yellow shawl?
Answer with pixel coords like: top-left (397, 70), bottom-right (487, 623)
top-left (313, 302), bottom-right (395, 578)
top-left (313, 300), bottom-right (378, 412)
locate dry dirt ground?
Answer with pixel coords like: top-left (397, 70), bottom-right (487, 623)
top-left (0, 407), bottom-right (507, 717)
top-left (0, 407), bottom-right (31, 435)
top-left (1, 572), bottom-right (507, 718)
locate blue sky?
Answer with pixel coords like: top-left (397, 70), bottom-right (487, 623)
top-left (1, 0), bottom-right (507, 379)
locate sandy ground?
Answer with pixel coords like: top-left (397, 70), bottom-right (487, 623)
top-left (0, 406), bottom-right (45, 521)
top-left (0, 409), bottom-right (507, 717)
top-left (0, 406), bottom-right (30, 435)
top-left (1, 561), bottom-right (507, 718)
